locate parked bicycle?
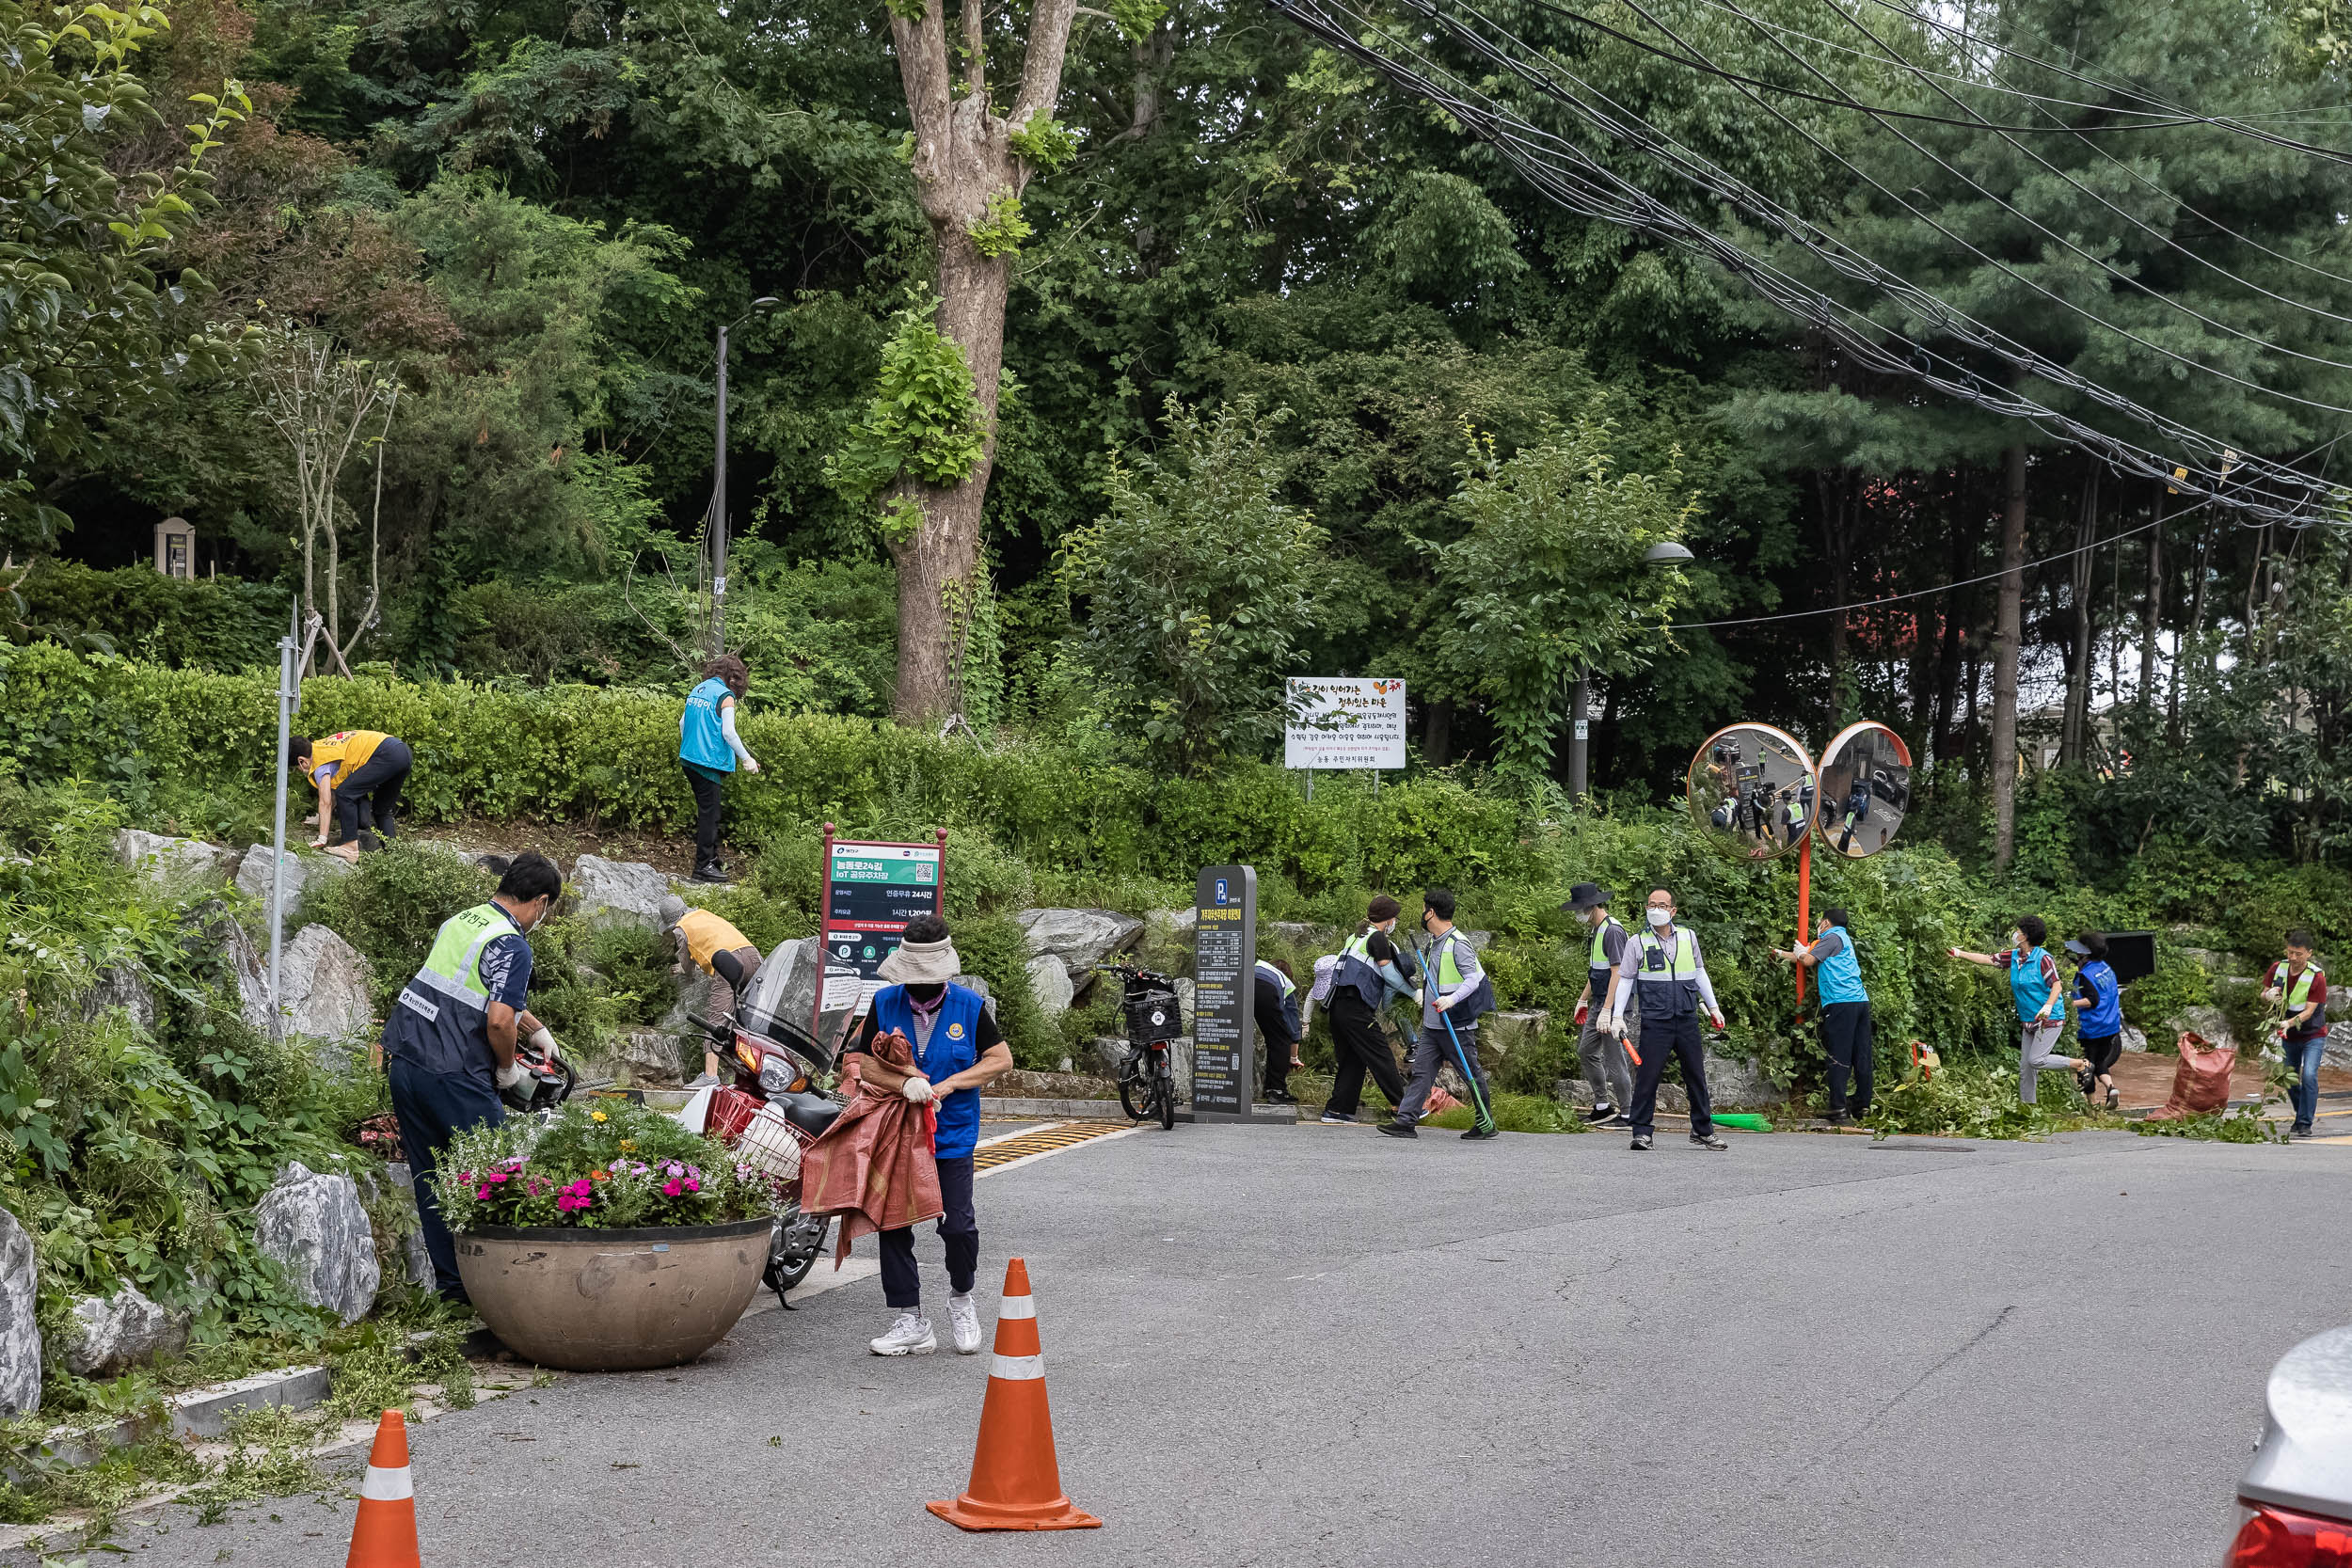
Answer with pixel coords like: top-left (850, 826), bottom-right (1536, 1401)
top-left (1101, 962), bottom-right (1184, 1130)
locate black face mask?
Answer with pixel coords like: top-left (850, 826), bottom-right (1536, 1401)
top-left (904, 982), bottom-right (946, 1005)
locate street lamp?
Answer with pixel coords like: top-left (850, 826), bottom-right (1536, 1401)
top-left (1569, 537), bottom-right (1698, 801)
top-left (708, 296), bottom-right (782, 658)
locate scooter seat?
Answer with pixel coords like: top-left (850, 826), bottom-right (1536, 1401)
top-left (775, 1090), bottom-right (841, 1137)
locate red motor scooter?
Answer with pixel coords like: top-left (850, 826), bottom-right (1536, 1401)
top-left (692, 957), bottom-right (844, 1307)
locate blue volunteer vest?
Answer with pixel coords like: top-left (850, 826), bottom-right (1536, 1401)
top-left (679, 676), bottom-right (735, 773)
top-left (2010, 946), bottom-right (2056, 1023)
top-left (872, 983), bottom-right (986, 1160)
top-left (2077, 959), bottom-right (2122, 1037)
top-left (1815, 926), bottom-right (1867, 1006)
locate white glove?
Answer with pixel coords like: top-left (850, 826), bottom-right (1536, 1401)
top-left (496, 1061), bottom-right (531, 1090)
top-left (743, 757), bottom-right (761, 774)
top-left (901, 1075), bottom-right (935, 1104)
top-left (1710, 1010), bottom-right (1727, 1032)
top-left (1595, 1011), bottom-right (1613, 1036)
top-left (1610, 1014), bottom-right (1628, 1039)
top-left (528, 1025), bottom-right (558, 1060)
top-left (1411, 989), bottom-right (1425, 1006)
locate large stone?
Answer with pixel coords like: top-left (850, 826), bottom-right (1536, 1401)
top-left (114, 829), bottom-right (235, 888)
top-left (61, 1285), bottom-right (188, 1379)
top-left (1173, 976), bottom-right (1197, 1027)
top-left (2167, 1006), bottom-right (2236, 1052)
top-left (182, 902), bottom-right (275, 1033)
top-left (278, 925), bottom-right (373, 1041)
top-left (1462, 929), bottom-right (1494, 953)
top-left (2120, 1023), bottom-right (2150, 1054)
top-left (950, 974), bottom-right (1000, 1024)
top-left (0, 1207), bottom-right (37, 1416)
top-left (384, 1164), bottom-right (435, 1289)
top-left (617, 1028), bottom-right (689, 1085)
top-left (1267, 921), bottom-right (1340, 952)
top-left (2326, 1022), bottom-right (2352, 1072)
top-left (1016, 909), bottom-right (1145, 974)
top-left (1149, 908), bottom-right (1197, 937)
top-left (1474, 1009), bottom-right (1551, 1081)
top-left (254, 1162), bottom-right (380, 1325)
top-left (234, 844), bottom-right (352, 911)
top-left (1703, 1051), bottom-right (1779, 1111)
top-left (1025, 954), bottom-right (1075, 1016)
top-left (79, 964), bottom-right (158, 1035)
top-left (567, 854), bottom-right (674, 927)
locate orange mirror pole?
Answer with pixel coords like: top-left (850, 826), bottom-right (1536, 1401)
top-left (1794, 832), bottom-right (1811, 1006)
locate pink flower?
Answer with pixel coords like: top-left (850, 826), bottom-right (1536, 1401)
top-left (661, 1178), bottom-right (685, 1196)
top-left (475, 1184), bottom-right (491, 1199)
top-left (556, 1178), bottom-right (596, 1213)
top-left (486, 1171), bottom-right (510, 1184)
top-left (683, 1178), bottom-right (700, 1193)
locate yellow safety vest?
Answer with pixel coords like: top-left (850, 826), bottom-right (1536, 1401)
top-left (312, 730), bottom-right (388, 780)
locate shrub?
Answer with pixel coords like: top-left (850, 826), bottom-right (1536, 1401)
top-left (298, 843), bottom-right (496, 1007)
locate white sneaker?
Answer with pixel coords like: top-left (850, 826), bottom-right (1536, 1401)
top-left (946, 1292), bottom-right (982, 1354)
top-left (868, 1311), bottom-right (935, 1355)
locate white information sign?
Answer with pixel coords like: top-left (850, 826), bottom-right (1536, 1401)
top-left (1284, 677), bottom-right (1408, 770)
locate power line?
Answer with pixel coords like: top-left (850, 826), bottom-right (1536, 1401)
top-left (1270, 0), bottom-right (2337, 522)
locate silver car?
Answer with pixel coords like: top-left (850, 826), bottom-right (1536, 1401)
top-left (2227, 1324), bottom-right (2352, 1563)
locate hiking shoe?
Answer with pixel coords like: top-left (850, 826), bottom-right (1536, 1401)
top-left (691, 863), bottom-right (733, 885)
top-left (1460, 1124), bottom-right (1500, 1141)
top-left (1375, 1121), bottom-right (1418, 1140)
top-left (946, 1293), bottom-right (982, 1354)
top-left (1263, 1088), bottom-right (1297, 1104)
top-left (1629, 1133), bottom-right (1652, 1151)
top-left (2292, 1123), bottom-right (2313, 1140)
top-left (869, 1312), bottom-right (935, 1355)
top-left (1606, 1113), bottom-right (1633, 1128)
top-left (1582, 1102), bottom-right (1617, 1124)
top-left (1690, 1131), bottom-right (1728, 1151)
top-left (1825, 1110), bottom-right (1849, 1127)
top-left (1318, 1112), bottom-right (1356, 1125)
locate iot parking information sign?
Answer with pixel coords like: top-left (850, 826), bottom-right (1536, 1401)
top-left (1190, 864), bottom-right (1257, 1120)
top-left (1285, 677), bottom-right (1407, 770)
top-left (819, 833), bottom-right (946, 1022)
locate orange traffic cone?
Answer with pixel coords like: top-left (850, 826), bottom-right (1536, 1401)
top-left (344, 1409), bottom-right (421, 1567)
top-left (926, 1259), bottom-right (1102, 1531)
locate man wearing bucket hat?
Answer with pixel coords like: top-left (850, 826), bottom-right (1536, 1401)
top-left (1565, 883), bottom-right (1636, 1128)
top-left (841, 914), bottom-right (1013, 1357)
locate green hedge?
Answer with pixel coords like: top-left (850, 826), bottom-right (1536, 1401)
top-left (8, 561), bottom-right (290, 673)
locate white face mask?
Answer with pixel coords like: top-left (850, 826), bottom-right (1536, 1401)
top-left (2010, 931), bottom-right (2025, 950)
top-left (1647, 907), bottom-right (1673, 927)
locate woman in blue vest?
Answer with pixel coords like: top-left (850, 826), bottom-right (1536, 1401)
top-left (1951, 914), bottom-right (2088, 1104)
top-left (1322, 895), bottom-right (1419, 1124)
top-left (678, 655), bottom-right (760, 885)
top-left (842, 914), bottom-right (1012, 1358)
top-left (1774, 907), bottom-right (1873, 1123)
top-left (2065, 932), bottom-right (2125, 1112)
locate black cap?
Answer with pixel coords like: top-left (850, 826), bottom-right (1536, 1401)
top-left (1563, 882), bottom-right (1610, 912)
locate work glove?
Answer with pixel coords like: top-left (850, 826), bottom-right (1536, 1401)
top-left (1411, 989), bottom-right (1425, 1007)
top-left (495, 1061), bottom-right (531, 1090)
top-left (527, 1024), bottom-right (558, 1060)
top-left (901, 1075), bottom-right (936, 1104)
top-left (1573, 1001), bottom-right (1590, 1026)
top-left (1709, 1010), bottom-right (1727, 1032)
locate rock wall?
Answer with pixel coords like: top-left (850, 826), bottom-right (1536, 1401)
top-left (0, 1208), bottom-right (39, 1416)
top-left (254, 1162), bottom-right (380, 1325)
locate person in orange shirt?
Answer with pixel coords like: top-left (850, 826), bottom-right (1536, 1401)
top-left (293, 730), bottom-right (412, 857)
top-left (659, 895), bottom-right (763, 1086)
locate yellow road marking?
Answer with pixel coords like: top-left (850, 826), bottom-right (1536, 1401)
top-left (973, 1120), bottom-right (1140, 1176)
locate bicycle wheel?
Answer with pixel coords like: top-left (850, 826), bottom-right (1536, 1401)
top-left (1155, 1059), bottom-right (1176, 1130)
top-left (1118, 1053), bottom-right (1154, 1121)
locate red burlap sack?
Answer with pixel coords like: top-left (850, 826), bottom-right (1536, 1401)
top-left (797, 1027), bottom-right (943, 1266)
top-left (1424, 1085), bottom-right (1465, 1116)
top-left (2143, 1031), bottom-right (2235, 1120)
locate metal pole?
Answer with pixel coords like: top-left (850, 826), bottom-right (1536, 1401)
top-left (1568, 670), bottom-right (1590, 801)
top-left (710, 325), bottom-right (729, 660)
top-left (267, 599), bottom-right (296, 1040)
top-left (1794, 832), bottom-right (1812, 1008)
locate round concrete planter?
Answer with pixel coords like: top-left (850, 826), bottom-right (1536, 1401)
top-left (453, 1217), bottom-right (770, 1371)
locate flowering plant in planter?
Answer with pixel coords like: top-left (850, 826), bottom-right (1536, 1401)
top-left (431, 1099), bottom-right (786, 1231)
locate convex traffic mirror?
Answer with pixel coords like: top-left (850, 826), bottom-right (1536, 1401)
top-left (1687, 723), bottom-right (1816, 862)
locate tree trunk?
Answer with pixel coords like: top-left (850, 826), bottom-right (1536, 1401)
top-left (2060, 467), bottom-right (2097, 766)
top-left (1990, 441), bottom-right (2026, 871)
top-left (884, 0), bottom-right (1077, 726)
top-left (2140, 497), bottom-right (2164, 710)
top-left (1422, 697), bottom-right (1453, 766)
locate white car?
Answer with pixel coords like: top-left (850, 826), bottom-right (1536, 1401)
top-left (2226, 1324), bottom-right (2352, 1563)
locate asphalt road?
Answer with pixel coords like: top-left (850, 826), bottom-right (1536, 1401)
top-left (58, 1122), bottom-right (2352, 1567)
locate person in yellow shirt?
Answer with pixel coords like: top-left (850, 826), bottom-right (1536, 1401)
top-left (660, 895), bottom-right (763, 1086)
top-left (292, 730), bottom-right (412, 858)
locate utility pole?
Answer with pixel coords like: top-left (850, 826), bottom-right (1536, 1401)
top-left (707, 297), bottom-right (781, 660)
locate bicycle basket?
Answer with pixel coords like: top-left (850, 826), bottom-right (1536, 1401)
top-left (731, 1102), bottom-right (805, 1184)
top-left (1123, 987), bottom-right (1184, 1044)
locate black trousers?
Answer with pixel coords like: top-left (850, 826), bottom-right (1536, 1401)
top-left (1325, 995), bottom-right (1405, 1117)
top-left (685, 764), bottom-right (724, 869)
top-left (333, 736), bottom-right (411, 848)
top-left (881, 1154), bottom-right (977, 1309)
top-left (2079, 1031), bottom-right (2123, 1078)
top-left (388, 1055), bottom-right (504, 1297)
top-left (1262, 1029), bottom-right (1299, 1097)
top-left (1820, 1000), bottom-right (1874, 1116)
top-left (1629, 1011), bottom-right (1713, 1138)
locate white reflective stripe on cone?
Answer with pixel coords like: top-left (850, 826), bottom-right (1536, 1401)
top-left (360, 1465), bottom-right (415, 1501)
top-left (991, 1354), bottom-right (1045, 1381)
top-left (998, 1296), bottom-right (1036, 1321)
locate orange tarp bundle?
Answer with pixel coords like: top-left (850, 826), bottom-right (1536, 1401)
top-left (798, 1027), bottom-right (942, 1266)
top-left (2143, 1031), bottom-right (2236, 1120)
